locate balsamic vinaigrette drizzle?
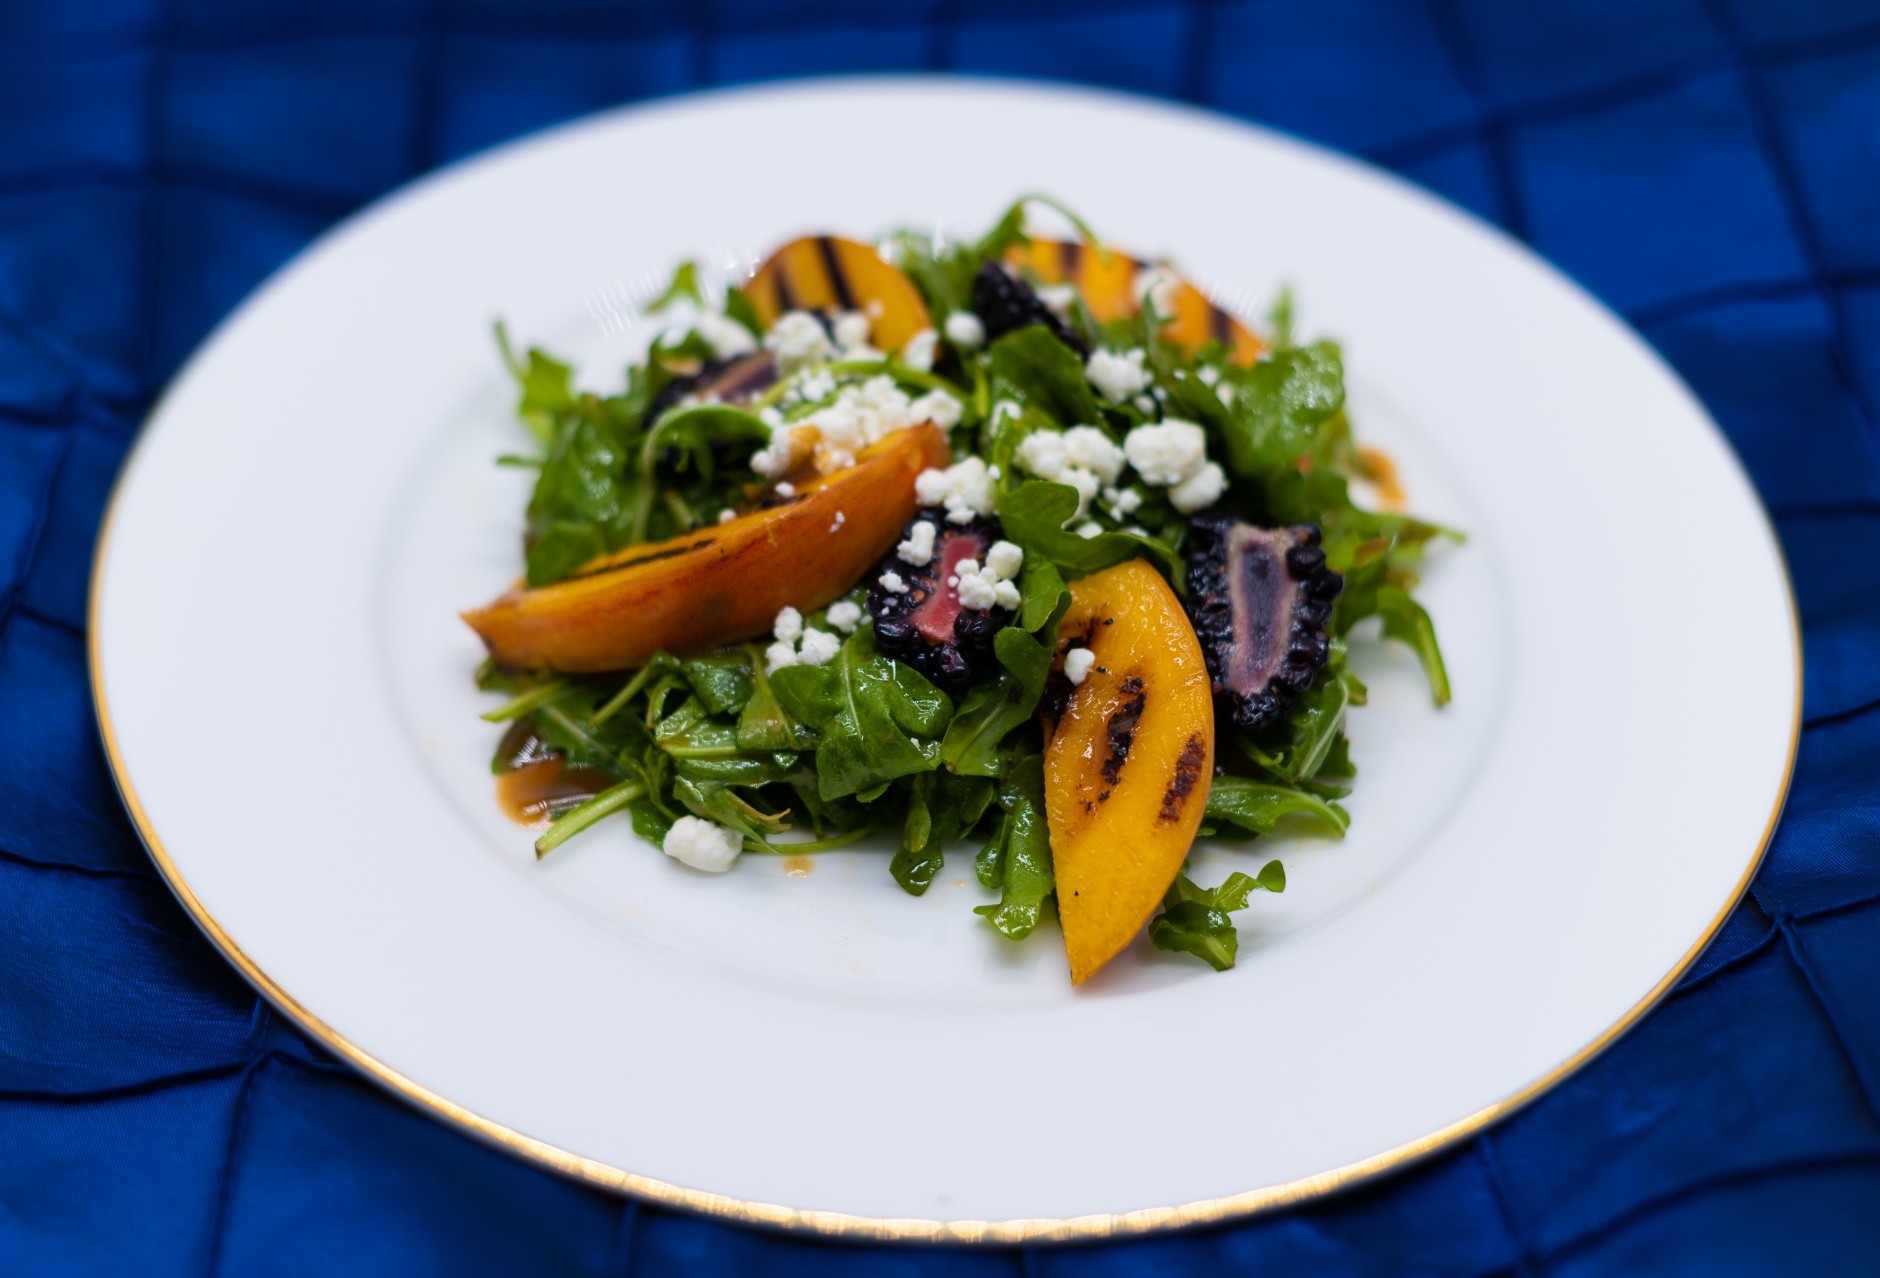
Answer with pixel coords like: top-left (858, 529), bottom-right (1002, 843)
top-left (492, 717), bottom-right (612, 827)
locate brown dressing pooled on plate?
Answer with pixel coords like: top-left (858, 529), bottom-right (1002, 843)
top-left (493, 717), bottom-right (612, 826)
top-left (1354, 445), bottom-right (1407, 511)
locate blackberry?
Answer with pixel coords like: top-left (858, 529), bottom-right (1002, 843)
top-left (865, 510), bottom-right (1013, 694)
top-left (970, 262), bottom-right (1089, 358)
top-left (1184, 517), bottom-right (1344, 734)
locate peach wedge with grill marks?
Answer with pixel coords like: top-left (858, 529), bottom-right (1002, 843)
top-left (1043, 558), bottom-right (1216, 985)
top-left (746, 235), bottom-right (933, 356)
top-left (464, 424), bottom-right (950, 674)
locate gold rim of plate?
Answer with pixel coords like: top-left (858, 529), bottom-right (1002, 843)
top-left (85, 440), bottom-right (1802, 1243)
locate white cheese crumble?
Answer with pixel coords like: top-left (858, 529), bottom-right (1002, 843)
top-left (985, 539), bottom-right (1024, 581)
top-left (1086, 347), bottom-right (1151, 403)
top-left (663, 816), bottom-right (743, 872)
top-left (775, 481), bottom-right (795, 498)
top-left (1075, 521), bottom-right (1103, 538)
top-left (795, 367), bottom-right (837, 404)
top-left (915, 457), bottom-right (994, 524)
top-left (749, 425), bottom-right (812, 479)
top-left (772, 606), bottom-right (803, 644)
top-left (1123, 419), bottom-right (1208, 486)
top-left (1133, 265), bottom-right (1181, 320)
top-left (1036, 283), bottom-right (1077, 319)
top-left (1104, 485), bottom-right (1144, 518)
top-left (1168, 461), bottom-right (1228, 513)
top-left (764, 640), bottom-right (798, 673)
top-left (1063, 647), bottom-right (1097, 686)
top-left (944, 310), bottom-right (985, 350)
top-left (901, 328), bottom-right (938, 372)
top-left (1061, 425), bottom-right (1126, 484)
top-left (952, 539), bottom-right (1024, 613)
top-left (831, 310), bottom-right (872, 353)
top-left (1062, 465), bottom-right (1102, 517)
top-left (825, 600), bottom-right (863, 633)
top-left (879, 570), bottom-right (909, 594)
top-left (1197, 364), bottom-right (1221, 386)
top-left (716, 508), bottom-right (736, 524)
top-left (696, 313), bottom-right (757, 359)
top-left (897, 519), bottom-right (937, 566)
top-left (797, 627), bottom-right (841, 667)
top-left (908, 388), bottom-right (963, 431)
top-left (1015, 429), bottom-right (1069, 480)
top-left (765, 310), bottom-right (834, 372)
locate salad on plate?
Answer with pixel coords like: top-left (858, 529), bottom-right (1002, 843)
top-left (465, 198), bottom-right (1455, 984)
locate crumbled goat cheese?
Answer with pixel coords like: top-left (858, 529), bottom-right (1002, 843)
top-left (1197, 365), bottom-right (1221, 386)
top-left (1076, 521), bottom-right (1103, 538)
top-left (1123, 419), bottom-right (1208, 486)
top-left (1133, 394), bottom-right (1156, 415)
top-left (797, 627), bottom-right (842, 667)
top-left (993, 579), bottom-right (1021, 610)
top-left (988, 464), bottom-right (1002, 479)
top-left (897, 519), bottom-right (937, 566)
top-left (758, 405), bottom-right (784, 430)
top-left (953, 558), bottom-right (1000, 610)
top-left (749, 425), bottom-right (812, 479)
top-left (985, 539), bottom-right (1024, 581)
top-left (772, 606), bottom-right (803, 644)
top-left (829, 510), bottom-right (846, 532)
top-left (1015, 429), bottom-right (1069, 481)
top-left (765, 311), bottom-right (834, 371)
top-left (1062, 465), bottom-right (1102, 517)
top-left (832, 311), bottom-right (872, 353)
top-left (991, 398), bottom-right (1023, 427)
top-left (1063, 647), bottom-right (1097, 686)
top-left (775, 481), bottom-right (795, 498)
top-left (663, 816), bottom-right (743, 872)
top-left (825, 600), bottom-right (863, 633)
top-left (696, 313), bottom-right (756, 359)
top-left (1133, 265), bottom-right (1181, 319)
top-left (1062, 425), bottom-right (1126, 484)
top-left (794, 367), bottom-right (837, 404)
top-left (1036, 283), bottom-right (1077, 319)
top-left (879, 570), bottom-right (909, 594)
top-left (916, 457), bottom-right (994, 524)
top-left (1086, 348), bottom-right (1151, 403)
top-left (908, 388), bottom-right (963, 431)
top-left (944, 310), bottom-right (986, 350)
top-left (716, 508), bottom-right (736, 524)
top-left (901, 328), bottom-right (938, 372)
top-left (1216, 382), bottom-right (1236, 407)
top-left (764, 640), bottom-right (799, 674)
top-left (1104, 486), bottom-right (1144, 518)
top-left (1167, 461), bottom-right (1227, 514)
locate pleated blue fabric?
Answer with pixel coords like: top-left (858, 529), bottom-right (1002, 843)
top-left (3, 2), bottom-right (1878, 1273)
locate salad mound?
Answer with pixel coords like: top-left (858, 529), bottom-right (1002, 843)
top-left (466, 198), bottom-right (1455, 984)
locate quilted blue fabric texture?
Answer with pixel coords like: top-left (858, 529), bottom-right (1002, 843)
top-left (4, 2), bottom-right (1880, 1273)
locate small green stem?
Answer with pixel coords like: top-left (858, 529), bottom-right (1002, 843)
top-left (535, 780), bottom-right (646, 859)
top-left (480, 679), bottom-right (570, 724)
top-left (590, 663), bottom-right (660, 727)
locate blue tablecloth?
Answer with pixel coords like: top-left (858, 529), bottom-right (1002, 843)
top-left (4, 2), bottom-right (1879, 1273)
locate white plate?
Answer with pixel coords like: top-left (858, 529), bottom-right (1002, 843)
top-left (91, 78), bottom-right (1797, 1240)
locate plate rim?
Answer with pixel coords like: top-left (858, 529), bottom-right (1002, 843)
top-left (86, 75), bottom-right (1803, 1243)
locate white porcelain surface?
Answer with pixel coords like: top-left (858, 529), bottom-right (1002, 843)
top-left (93, 79), bottom-right (1796, 1232)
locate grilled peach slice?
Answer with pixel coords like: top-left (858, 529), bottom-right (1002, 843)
top-left (1044, 559), bottom-right (1215, 984)
top-left (746, 235), bottom-right (933, 355)
top-left (1005, 238), bottom-right (1264, 365)
top-left (464, 424), bottom-right (950, 673)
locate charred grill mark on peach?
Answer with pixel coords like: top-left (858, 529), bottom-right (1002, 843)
top-left (1159, 734), bottom-right (1207, 823)
top-left (815, 236), bottom-right (857, 311)
top-left (1101, 677), bottom-right (1147, 787)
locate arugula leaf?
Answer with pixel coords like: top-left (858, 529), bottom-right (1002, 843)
top-left (681, 652), bottom-right (755, 716)
top-left (1215, 341), bottom-right (1346, 480)
top-left (1203, 778), bottom-right (1349, 839)
top-left (769, 628), bottom-right (954, 801)
top-left (1376, 585), bottom-right (1452, 707)
top-left (737, 650), bottom-right (809, 751)
top-left (1239, 660), bottom-right (1354, 786)
top-left (973, 751), bottom-right (1054, 939)
top-left (645, 260), bottom-right (704, 312)
top-left (1147, 862), bottom-right (1285, 971)
top-left (995, 480), bottom-right (1182, 582)
top-left (941, 626), bottom-right (1055, 777)
top-left (987, 327), bottom-right (1105, 429)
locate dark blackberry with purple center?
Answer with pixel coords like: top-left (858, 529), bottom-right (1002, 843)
top-left (865, 509), bottom-right (1013, 694)
top-left (970, 262), bottom-right (1089, 357)
top-left (1184, 517), bottom-right (1344, 734)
